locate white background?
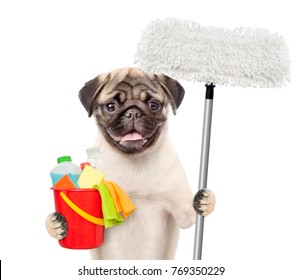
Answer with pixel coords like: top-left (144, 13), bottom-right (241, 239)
top-left (0, 0), bottom-right (300, 279)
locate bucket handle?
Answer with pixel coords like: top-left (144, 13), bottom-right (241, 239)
top-left (60, 192), bottom-right (104, 226)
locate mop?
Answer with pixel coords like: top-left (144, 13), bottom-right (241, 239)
top-left (134, 18), bottom-right (290, 260)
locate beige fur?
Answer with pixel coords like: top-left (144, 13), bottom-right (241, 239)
top-left (90, 124), bottom-right (195, 259)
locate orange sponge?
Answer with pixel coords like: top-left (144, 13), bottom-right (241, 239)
top-left (54, 174), bottom-right (77, 189)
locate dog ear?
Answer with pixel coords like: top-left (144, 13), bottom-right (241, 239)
top-left (155, 74), bottom-right (185, 115)
top-left (78, 73), bottom-right (110, 117)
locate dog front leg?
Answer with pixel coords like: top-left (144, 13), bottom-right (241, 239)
top-left (45, 212), bottom-right (68, 240)
top-left (171, 188), bottom-right (216, 229)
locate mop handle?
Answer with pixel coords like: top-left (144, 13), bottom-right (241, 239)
top-left (193, 84), bottom-right (214, 260)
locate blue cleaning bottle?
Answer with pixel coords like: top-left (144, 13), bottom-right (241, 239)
top-left (50, 156), bottom-right (81, 187)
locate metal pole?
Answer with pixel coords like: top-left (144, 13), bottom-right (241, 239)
top-left (193, 84), bottom-right (214, 260)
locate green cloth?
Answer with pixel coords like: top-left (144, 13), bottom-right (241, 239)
top-left (93, 184), bottom-right (124, 228)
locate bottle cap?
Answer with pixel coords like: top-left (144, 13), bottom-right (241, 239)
top-left (57, 156), bottom-right (72, 164)
top-left (80, 162), bottom-right (91, 170)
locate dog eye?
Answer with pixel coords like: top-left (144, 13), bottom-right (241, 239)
top-left (104, 102), bottom-right (118, 113)
top-left (149, 100), bottom-right (161, 111)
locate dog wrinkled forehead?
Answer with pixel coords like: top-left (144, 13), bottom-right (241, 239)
top-left (97, 68), bottom-right (165, 103)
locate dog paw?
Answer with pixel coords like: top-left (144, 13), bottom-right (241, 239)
top-left (45, 212), bottom-right (68, 240)
top-left (193, 189), bottom-right (215, 216)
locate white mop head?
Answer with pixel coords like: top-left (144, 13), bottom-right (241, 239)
top-left (135, 18), bottom-right (290, 88)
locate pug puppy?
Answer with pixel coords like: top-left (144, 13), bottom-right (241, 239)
top-left (46, 68), bottom-right (215, 259)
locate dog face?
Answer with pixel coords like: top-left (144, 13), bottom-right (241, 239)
top-left (79, 68), bottom-right (185, 154)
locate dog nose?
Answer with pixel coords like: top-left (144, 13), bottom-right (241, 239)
top-left (124, 108), bottom-right (142, 120)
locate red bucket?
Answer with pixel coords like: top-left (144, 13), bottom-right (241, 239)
top-left (51, 188), bottom-right (104, 249)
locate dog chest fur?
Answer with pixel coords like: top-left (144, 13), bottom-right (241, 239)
top-left (90, 127), bottom-right (196, 259)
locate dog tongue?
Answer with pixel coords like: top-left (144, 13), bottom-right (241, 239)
top-left (120, 131), bottom-right (143, 142)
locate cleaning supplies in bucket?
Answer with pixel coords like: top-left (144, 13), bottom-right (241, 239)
top-left (50, 154), bottom-right (136, 249)
top-left (77, 164), bottom-right (136, 227)
top-left (50, 156), bottom-right (81, 187)
top-left (86, 147), bottom-right (103, 168)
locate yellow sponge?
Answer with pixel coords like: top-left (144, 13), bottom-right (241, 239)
top-left (77, 165), bottom-right (105, 188)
